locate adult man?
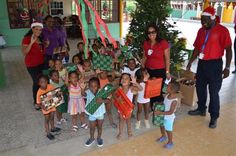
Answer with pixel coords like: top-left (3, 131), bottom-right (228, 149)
top-left (187, 6), bottom-right (232, 128)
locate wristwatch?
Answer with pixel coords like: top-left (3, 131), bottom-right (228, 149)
top-left (225, 67), bottom-right (230, 70)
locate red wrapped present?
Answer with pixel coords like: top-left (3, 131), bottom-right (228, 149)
top-left (144, 78), bottom-right (163, 98)
top-left (113, 88), bottom-right (134, 119)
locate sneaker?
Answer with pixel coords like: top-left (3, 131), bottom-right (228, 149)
top-left (46, 133), bottom-right (55, 140)
top-left (188, 109), bottom-right (206, 116)
top-left (34, 104), bottom-right (41, 111)
top-left (164, 142), bottom-right (174, 149)
top-left (156, 136), bottom-right (167, 143)
top-left (135, 121), bottom-right (141, 129)
top-left (60, 118), bottom-right (67, 122)
top-left (209, 118), bottom-right (217, 129)
top-left (144, 120), bottom-right (150, 128)
top-left (85, 138), bottom-right (95, 147)
top-left (97, 138), bottom-right (104, 147)
top-left (51, 127), bottom-right (61, 133)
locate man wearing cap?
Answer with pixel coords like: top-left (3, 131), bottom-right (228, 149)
top-left (186, 6), bottom-right (232, 128)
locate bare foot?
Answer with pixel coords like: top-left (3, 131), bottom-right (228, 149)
top-left (116, 133), bottom-right (122, 140)
top-left (128, 132), bottom-right (133, 138)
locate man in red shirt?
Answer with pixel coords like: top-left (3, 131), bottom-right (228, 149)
top-left (186, 7), bottom-right (232, 128)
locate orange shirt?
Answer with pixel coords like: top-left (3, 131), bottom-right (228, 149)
top-left (37, 84), bottom-right (56, 115)
top-left (99, 78), bottom-right (109, 88)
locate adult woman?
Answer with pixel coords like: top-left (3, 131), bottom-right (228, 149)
top-left (42, 15), bottom-right (61, 68)
top-left (142, 24), bottom-right (171, 108)
top-left (54, 16), bottom-right (70, 63)
top-left (21, 22), bottom-right (45, 110)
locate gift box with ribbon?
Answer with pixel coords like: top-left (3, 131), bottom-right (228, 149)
top-left (113, 88), bottom-right (134, 119)
top-left (85, 84), bottom-right (115, 115)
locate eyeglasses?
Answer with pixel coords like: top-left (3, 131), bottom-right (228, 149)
top-left (148, 31), bottom-right (157, 35)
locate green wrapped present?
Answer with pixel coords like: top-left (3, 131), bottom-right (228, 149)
top-left (65, 64), bottom-right (77, 73)
top-left (92, 54), bottom-right (112, 71)
top-left (153, 103), bottom-right (165, 127)
top-left (57, 85), bottom-right (69, 113)
top-left (85, 84), bottom-right (115, 115)
top-left (42, 68), bottom-right (53, 76)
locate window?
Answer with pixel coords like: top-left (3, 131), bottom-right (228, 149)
top-left (72, 0), bottom-right (119, 23)
top-left (50, 1), bottom-right (64, 16)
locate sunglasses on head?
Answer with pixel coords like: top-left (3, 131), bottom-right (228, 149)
top-left (148, 31), bottom-right (157, 35)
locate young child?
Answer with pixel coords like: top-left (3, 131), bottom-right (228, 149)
top-left (49, 70), bottom-right (68, 128)
top-left (72, 54), bottom-right (83, 72)
top-left (116, 73), bottom-right (142, 139)
top-left (98, 70), bottom-right (117, 128)
top-left (36, 75), bottom-right (60, 140)
top-left (65, 71), bottom-right (88, 131)
top-left (48, 59), bottom-right (55, 69)
top-left (77, 42), bottom-right (84, 55)
top-left (81, 77), bottom-right (109, 147)
top-left (154, 81), bottom-right (180, 149)
top-left (135, 68), bottom-right (151, 129)
top-left (55, 59), bottom-right (66, 82)
top-left (121, 58), bottom-right (140, 77)
top-left (81, 59), bottom-right (96, 82)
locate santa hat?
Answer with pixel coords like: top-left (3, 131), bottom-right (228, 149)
top-left (202, 6), bottom-right (216, 20)
top-left (31, 22), bottom-right (43, 29)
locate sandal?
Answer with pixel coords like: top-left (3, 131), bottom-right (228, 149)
top-left (157, 136), bottom-right (167, 143)
top-left (111, 123), bottom-right (117, 128)
top-left (72, 126), bottom-right (78, 132)
top-left (81, 123), bottom-right (88, 129)
top-left (164, 142), bottom-right (174, 149)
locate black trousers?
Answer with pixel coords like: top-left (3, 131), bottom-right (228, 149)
top-left (44, 55), bottom-right (53, 69)
top-left (146, 68), bottom-right (166, 108)
top-left (27, 64), bottom-right (44, 104)
top-left (196, 59), bottom-right (223, 119)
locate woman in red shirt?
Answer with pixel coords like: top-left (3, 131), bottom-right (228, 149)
top-left (21, 22), bottom-right (45, 110)
top-left (142, 24), bottom-right (171, 107)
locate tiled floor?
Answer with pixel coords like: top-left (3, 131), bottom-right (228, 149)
top-left (81, 103), bottom-right (236, 156)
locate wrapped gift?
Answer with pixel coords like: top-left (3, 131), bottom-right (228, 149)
top-left (144, 78), bottom-right (163, 98)
top-left (40, 87), bottom-right (64, 111)
top-left (85, 84), bottom-right (115, 115)
top-left (113, 88), bottom-right (134, 119)
top-left (92, 54), bottom-right (112, 71)
top-left (65, 63), bottom-right (77, 73)
top-left (42, 68), bottom-right (53, 76)
top-left (53, 46), bottom-right (67, 54)
top-left (153, 103), bottom-right (165, 126)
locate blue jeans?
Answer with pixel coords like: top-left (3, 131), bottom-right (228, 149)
top-left (196, 59), bottom-right (223, 119)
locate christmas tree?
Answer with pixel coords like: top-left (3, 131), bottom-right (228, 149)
top-left (128, 0), bottom-right (187, 73)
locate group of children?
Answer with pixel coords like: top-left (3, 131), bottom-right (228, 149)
top-left (36, 39), bottom-right (180, 149)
